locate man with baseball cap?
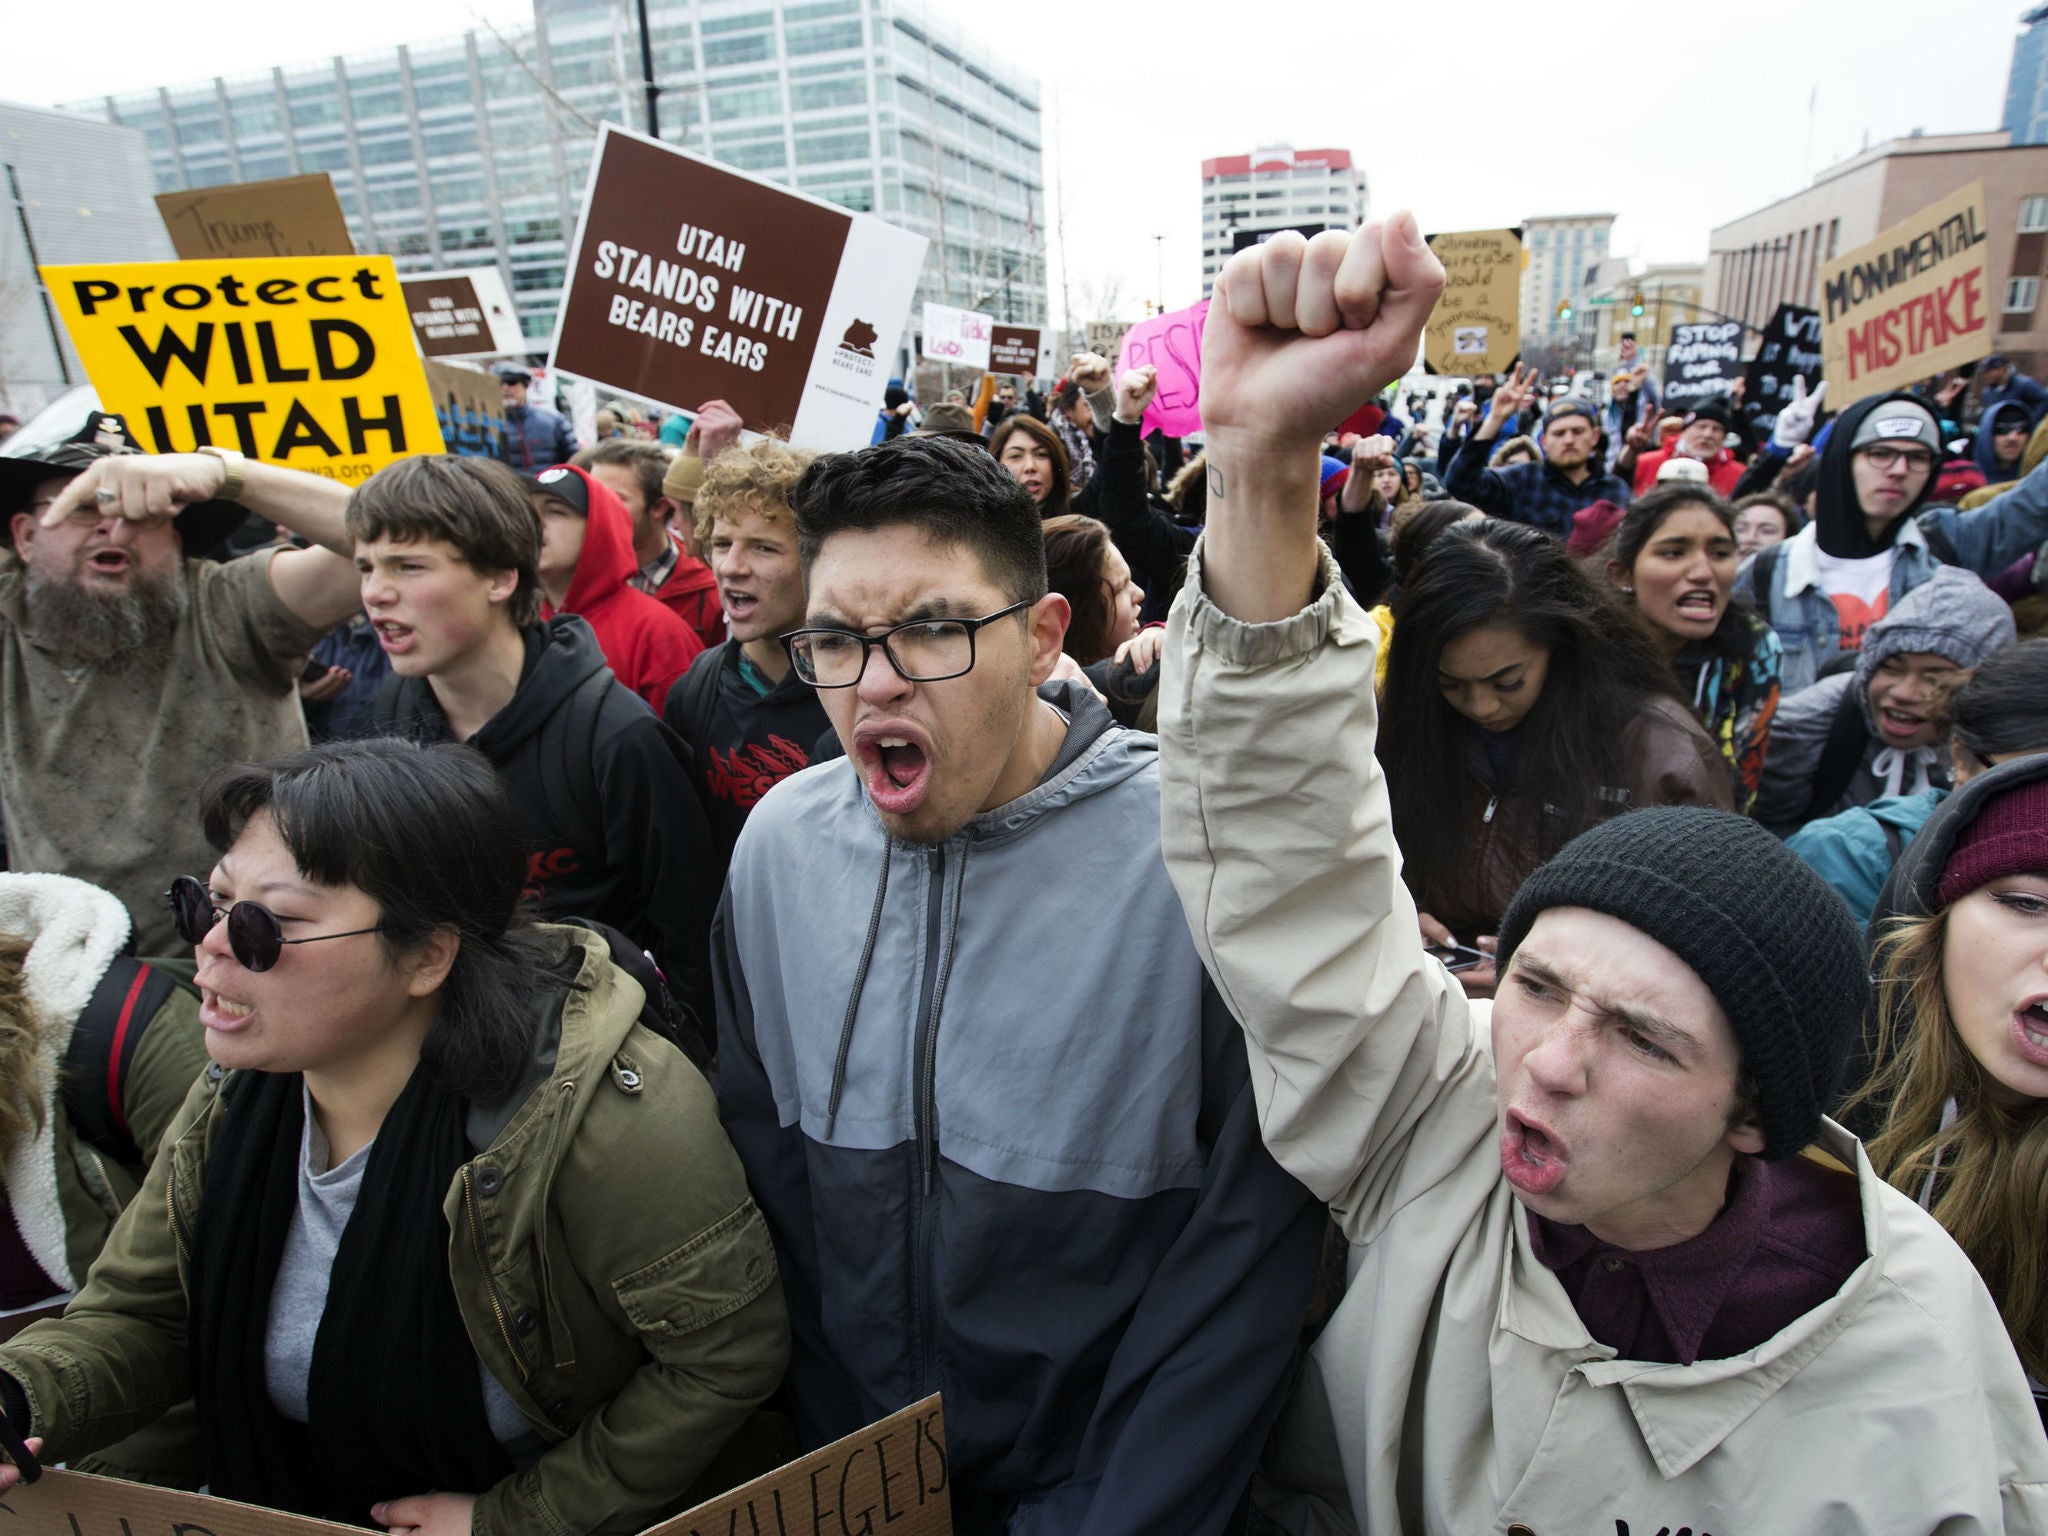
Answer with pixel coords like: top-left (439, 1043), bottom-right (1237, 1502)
top-left (1737, 388), bottom-right (2048, 692)
top-left (1159, 221), bottom-right (2048, 1531)
top-left (494, 365), bottom-right (577, 473)
top-left (1631, 395), bottom-right (1745, 496)
top-left (1, 418), bottom-right (363, 948)
top-left (1447, 361), bottom-right (1632, 536)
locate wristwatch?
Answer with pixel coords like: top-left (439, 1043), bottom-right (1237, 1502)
top-left (195, 445), bottom-right (247, 503)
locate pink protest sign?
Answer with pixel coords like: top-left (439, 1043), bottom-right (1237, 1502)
top-left (1116, 300), bottom-right (1208, 438)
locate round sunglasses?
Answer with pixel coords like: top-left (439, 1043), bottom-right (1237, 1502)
top-left (167, 875), bottom-right (384, 973)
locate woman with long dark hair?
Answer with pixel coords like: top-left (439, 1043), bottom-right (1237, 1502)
top-left (1606, 485), bottom-right (1783, 813)
top-left (1042, 514), bottom-right (1145, 667)
top-left (0, 738), bottom-right (787, 1533)
top-left (1381, 518), bottom-right (1732, 993)
top-left (990, 412), bottom-right (1073, 516)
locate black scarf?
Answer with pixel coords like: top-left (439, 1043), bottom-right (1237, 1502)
top-left (1813, 392), bottom-right (1941, 559)
top-left (189, 1066), bottom-right (515, 1526)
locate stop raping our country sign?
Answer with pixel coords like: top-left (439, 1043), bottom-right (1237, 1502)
top-left (550, 124), bottom-right (926, 450)
top-left (42, 255), bottom-right (444, 482)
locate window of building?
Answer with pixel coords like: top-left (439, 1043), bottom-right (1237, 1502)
top-left (349, 83), bottom-right (404, 121)
top-left (423, 125), bottom-right (477, 158)
top-left (789, 20), bottom-right (863, 54)
top-left (710, 77), bottom-right (783, 120)
top-left (2021, 195), bottom-right (2048, 233)
top-left (788, 0), bottom-right (857, 15)
top-left (359, 135), bottom-right (419, 166)
top-left (705, 31), bottom-right (774, 65)
top-left (290, 92), bottom-right (343, 129)
top-left (240, 155), bottom-right (291, 181)
top-left (792, 73), bottom-right (866, 110)
top-left (413, 74), bottom-right (473, 111)
top-left (231, 104), bottom-right (281, 139)
top-left (716, 136), bottom-right (788, 171)
top-left (2008, 276), bottom-right (2040, 313)
top-left (795, 128), bottom-right (868, 164)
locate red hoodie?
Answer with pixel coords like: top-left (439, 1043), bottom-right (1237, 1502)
top-left (539, 464), bottom-right (703, 710)
top-left (1632, 440), bottom-right (1744, 497)
top-left (648, 531), bottom-right (727, 652)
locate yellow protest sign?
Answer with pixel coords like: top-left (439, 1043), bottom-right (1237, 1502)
top-left (40, 255), bottom-right (444, 484)
top-left (1819, 182), bottom-right (1993, 408)
top-left (1424, 229), bottom-right (1523, 377)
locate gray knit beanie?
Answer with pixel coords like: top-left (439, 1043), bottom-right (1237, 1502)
top-left (1496, 807), bottom-right (1868, 1159)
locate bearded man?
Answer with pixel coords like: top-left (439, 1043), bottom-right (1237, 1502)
top-left (1, 415), bottom-right (362, 947)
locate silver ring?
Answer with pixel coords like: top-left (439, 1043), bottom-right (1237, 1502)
top-left (93, 487), bottom-right (119, 503)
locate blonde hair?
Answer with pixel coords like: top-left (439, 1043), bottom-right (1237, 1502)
top-left (692, 436), bottom-right (816, 545)
top-left (1856, 909), bottom-right (2048, 1380)
top-left (0, 935), bottom-right (43, 1161)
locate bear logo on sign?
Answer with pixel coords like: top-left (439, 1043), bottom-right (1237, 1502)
top-left (838, 320), bottom-right (879, 358)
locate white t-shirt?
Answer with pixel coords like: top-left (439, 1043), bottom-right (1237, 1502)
top-left (1810, 545), bottom-right (1897, 651)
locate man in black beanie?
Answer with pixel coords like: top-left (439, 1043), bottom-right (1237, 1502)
top-left (1157, 219), bottom-right (2048, 1533)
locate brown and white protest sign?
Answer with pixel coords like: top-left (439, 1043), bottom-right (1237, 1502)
top-left (402, 268), bottom-right (526, 358)
top-left (988, 325), bottom-right (1049, 377)
top-left (1820, 181), bottom-right (1992, 408)
top-left (156, 174), bottom-right (356, 261)
top-left (1423, 228), bottom-right (1522, 377)
top-left (0, 1397), bottom-right (948, 1536)
top-left (550, 124), bottom-right (927, 449)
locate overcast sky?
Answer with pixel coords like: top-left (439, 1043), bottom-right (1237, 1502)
top-left (8, 0), bottom-right (2029, 326)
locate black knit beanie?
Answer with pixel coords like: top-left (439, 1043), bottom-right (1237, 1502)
top-left (1495, 807), bottom-right (1868, 1159)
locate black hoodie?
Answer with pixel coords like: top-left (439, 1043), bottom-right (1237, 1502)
top-left (1813, 391), bottom-right (1944, 559)
top-left (363, 615), bottom-right (718, 1021)
top-left (662, 639), bottom-right (835, 868)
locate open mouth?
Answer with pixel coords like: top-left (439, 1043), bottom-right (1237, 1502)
top-left (1877, 706), bottom-right (1926, 740)
top-left (374, 620), bottom-right (418, 656)
top-left (200, 988), bottom-right (255, 1032)
top-left (721, 590), bottom-right (758, 621)
top-left (85, 549), bottom-right (130, 575)
top-left (2013, 1002), bottom-right (2048, 1065)
top-left (1500, 1108), bottom-right (1567, 1197)
top-left (856, 726), bottom-right (933, 816)
top-left (1673, 590), bottom-right (1720, 622)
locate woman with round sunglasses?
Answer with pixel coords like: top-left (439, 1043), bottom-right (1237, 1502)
top-left (0, 738), bottom-right (789, 1535)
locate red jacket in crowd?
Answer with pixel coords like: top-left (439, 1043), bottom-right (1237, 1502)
top-left (1632, 442), bottom-right (1744, 497)
top-left (646, 534), bottom-right (726, 652)
top-left (541, 465), bottom-right (703, 710)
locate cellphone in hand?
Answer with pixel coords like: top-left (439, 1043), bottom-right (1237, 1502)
top-left (1425, 943), bottom-right (1488, 973)
top-left (299, 658), bottom-right (332, 685)
top-left (0, 1404), bottom-right (41, 1483)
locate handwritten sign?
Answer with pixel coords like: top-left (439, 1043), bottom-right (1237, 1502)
top-left (1424, 228), bottom-right (1522, 377)
top-left (551, 124), bottom-right (927, 449)
top-left (1662, 320), bottom-right (1744, 409)
top-left (0, 1398), bottom-right (949, 1536)
top-left (42, 255), bottom-right (444, 483)
top-left (1746, 303), bottom-right (1823, 420)
top-left (921, 303), bottom-right (993, 370)
top-left (156, 175), bottom-right (355, 261)
top-left (1116, 299), bottom-right (1208, 438)
top-left (1083, 321), bottom-right (1132, 365)
top-left (401, 268), bottom-right (526, 358)
top-left (1820, 181), bottom-right (1992, 408)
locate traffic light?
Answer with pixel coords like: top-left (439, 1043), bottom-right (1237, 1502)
top-left (1630, 291), bottom-right (1645, 317)
top-left (1556, 300), bottom-right (1572, 322)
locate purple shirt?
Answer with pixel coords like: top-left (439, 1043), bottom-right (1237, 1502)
top-left (1530, 1153), bottom-right (1865, 1365)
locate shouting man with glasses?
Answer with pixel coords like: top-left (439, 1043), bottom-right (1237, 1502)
top-left (1735, 389), bottom-right (2048, 693)
top-left (713, 432), bottom-right (1322, 1532)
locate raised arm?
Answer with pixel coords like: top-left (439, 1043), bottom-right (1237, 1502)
top-left (44, 452), bottom-right (360, 632)
top-left (1161, 222), bottom-right (1497, 1228)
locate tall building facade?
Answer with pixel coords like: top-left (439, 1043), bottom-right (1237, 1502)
top-left (1199, 146), bottom-right (1367, 293)
top-left (65, 0), bottom-right (1046, 369)
top-left (1519, 213), bottom-right (1616, 341)
top-left (2005, 4), bottom-right (2048, 148)
top-left (0, 102), bottom-right (176, 419)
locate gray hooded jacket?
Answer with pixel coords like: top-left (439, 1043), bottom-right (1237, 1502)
top-left (1754, 566), bottom-right (2016, 833)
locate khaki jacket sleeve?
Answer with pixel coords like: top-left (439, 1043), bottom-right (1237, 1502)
top-left (1158, 538), bottom-right (1494, 1240)
top-left (473, 1045), bottom-right (789, 1536)
top-left (0, 1072), bottom-right (217, 1456)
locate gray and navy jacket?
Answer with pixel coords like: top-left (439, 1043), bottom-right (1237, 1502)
top-left (713, 682), bottom-right (1323, 1535)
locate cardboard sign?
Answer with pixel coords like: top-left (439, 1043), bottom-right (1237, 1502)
top-left (1746, 302), bottom-right (1824, 420)
top-left (921, 303), bottom-right (993, 370)
top-left (0, 1397), bottom-right (950, 1536)
top-left (1083, 321), bottom-right (1132, 365)
top-left (1820, 181), bottom-right (1992, 408)
top-left (550, 123), bottom-right (927, 449)
top-left (1116, 299), bottom-right (1208, 438)
top-left (156, 174), bottom-right (356, 261)
top-left (402, 268), bottom-right (526, 358)
top-left (423, 358), bottom-right (507, 459)
top-left (1663, 320), bottom-right (1745, 409)
top-left (1423, 228), bottom-right (1522, 378)
top-left (42, 255), bottom-right (445, 482)
top-left (988, 324), bottom-right (1044, 376)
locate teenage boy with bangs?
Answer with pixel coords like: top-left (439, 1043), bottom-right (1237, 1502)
top-left (1160, 218), bottom-right (2048, 1532)
top-left (351, 455), bottom-right (718, 1030)
top-left (712, 433), bottom-right (1322, 1532)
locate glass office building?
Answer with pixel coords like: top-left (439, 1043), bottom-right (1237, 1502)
top-left (67, 0), bottom-right (1047, 362)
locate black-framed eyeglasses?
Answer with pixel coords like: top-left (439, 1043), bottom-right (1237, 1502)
top-left (167, 875), bottom-right (384, 973)
top-left (783, 600), bottom-right (1033, 688)
top-left (1857, 444), bottom-right (1935, 472)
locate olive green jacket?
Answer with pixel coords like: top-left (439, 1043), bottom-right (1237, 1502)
top-left (0, 928), bottom-right (790, 1536)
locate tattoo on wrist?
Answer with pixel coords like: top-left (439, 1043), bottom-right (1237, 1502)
top-left (1207, 465), bottom-right (1225, 501)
